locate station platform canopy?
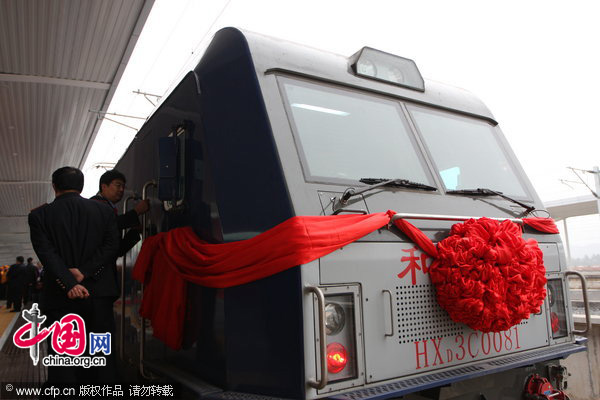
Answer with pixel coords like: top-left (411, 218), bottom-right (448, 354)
top-left (544, 194), bottom-right (599, 221)
top-left (0, 0), bottom-right (154, 264)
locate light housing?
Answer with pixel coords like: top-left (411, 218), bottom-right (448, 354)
top-left (323, 292), bottom-right (358, 383)
top-left (311, 286), bottom-right (363, 392)
top-left (350, 47), bottom-right (425, 91)
top-left (547, 279), bottom-right (568, 338)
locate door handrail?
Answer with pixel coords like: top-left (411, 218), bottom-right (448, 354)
top-left (565, 271), bottom-right (592, 335)
top-left (139, 180), bottom-right (156, 379)
top-left (119, 195), bottom-right (135, 362)
top-left (306, 286), bottom-right (328, 389)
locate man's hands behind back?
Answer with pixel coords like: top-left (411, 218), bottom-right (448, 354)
top-left (69, 268), bottom-right (84, 282)
top-left (67, 268), bottom-right (88, 299)
top-left (67, 284), bottom-right (89, 299)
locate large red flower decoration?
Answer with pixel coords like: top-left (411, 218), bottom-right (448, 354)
top-left (429, 218), bottom-right (547, 332)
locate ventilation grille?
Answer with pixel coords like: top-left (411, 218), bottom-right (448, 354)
top-left (396, 284), bottom-right (465, 344)
top-left (396, 284), bottom-right (531, 344)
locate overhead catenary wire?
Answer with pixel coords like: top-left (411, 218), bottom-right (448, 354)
top-left (566, 167), bottom-right (599, 199)
top-left (119, 0), bottom-right (233, 125)
top-left (162, 0), bottom-right (233, 101)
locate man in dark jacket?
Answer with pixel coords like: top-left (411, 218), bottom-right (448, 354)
top-left (23, 257), bottom-right (37, 304)
top-left (91, 169), bottom-right (149, 256)
top-left (29, 166), bottom-right (119, 383)
top-left (88, 169), bottom-right (149, 381)
top-left (7, 256), bottom-right (31, 312)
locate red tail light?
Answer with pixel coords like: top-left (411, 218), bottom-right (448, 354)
top-left (327, 342), bottom-right (348, 373)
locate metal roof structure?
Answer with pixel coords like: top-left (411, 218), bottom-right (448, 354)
top-left (544, 194), bottom-right (599, 264)
top-left (545, 195), bottom-right (599, 221)
top-left (0, 0), bottom-right (154, 265)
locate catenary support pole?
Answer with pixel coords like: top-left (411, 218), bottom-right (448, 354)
top-left (562, 218), bottom-right (571, 267)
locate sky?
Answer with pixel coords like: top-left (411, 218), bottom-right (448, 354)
top-left (81, 0), bottom-right (600, 260)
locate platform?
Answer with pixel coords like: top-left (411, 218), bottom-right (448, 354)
top-left (0, 301), bottom-right (47, 384)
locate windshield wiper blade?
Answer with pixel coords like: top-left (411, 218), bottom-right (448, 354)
top-left (446, 188), bottom-right (535, 214)
top-left (340, 178), bottom-right (437, 204)
top-left (359, 178), bottom-right (438, 191)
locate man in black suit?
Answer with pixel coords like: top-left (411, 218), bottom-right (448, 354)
top-left (91, 169), bottom-right (149, 256)
top-left (7, 256), bottom-right (31, 311)
top-left (23, 257), bottom-right (37, 304)
top-left (28, 166), bottom-right (119, 383)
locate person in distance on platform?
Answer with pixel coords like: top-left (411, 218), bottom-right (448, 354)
top-left (7, 256), bottom-right (31, 312)
top-left (31, 261), bottom-right (44, 305)
top-left (23, 257), bottom-right (38, 305)
top-left (0, 264), bottom-right (8, 302)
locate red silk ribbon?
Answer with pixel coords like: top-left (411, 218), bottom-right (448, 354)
top-left (133, 212), bottom-right (558, 349)
top-left (392, 218), bottom-right (439, 258)
top-left (522, 217), bottom-right (560, 234)
top-left (133, 211), bottom-right (392, 349)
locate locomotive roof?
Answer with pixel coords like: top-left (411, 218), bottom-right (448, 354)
top-left (233, 27), bottom-right (497, 124)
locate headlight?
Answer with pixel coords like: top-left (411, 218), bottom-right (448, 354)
top-left (325, 302), bottom-right (345, 335)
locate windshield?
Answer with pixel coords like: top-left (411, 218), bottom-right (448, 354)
top-left (408, 106), bottom-right (528, 197)
top-left (279, 78), bottom-right (432, 184)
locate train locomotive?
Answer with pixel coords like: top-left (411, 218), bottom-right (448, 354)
top-left (114, 28), bottom-right (590, 399)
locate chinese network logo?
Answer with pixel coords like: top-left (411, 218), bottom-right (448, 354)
top-left (12, 303), bottom-right (110, 367)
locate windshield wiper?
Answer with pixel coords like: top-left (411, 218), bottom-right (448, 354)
top-left (446, 188), bottom-right (535, 214)
top-left (340, 178), bottom-right (437, 204)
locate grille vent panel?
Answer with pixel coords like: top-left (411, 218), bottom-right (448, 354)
top-left (396, 284), bottom-right (530, 344)
top-left (397, 284), bottom-right (465, 344)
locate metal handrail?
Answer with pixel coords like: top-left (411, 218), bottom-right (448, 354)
top-left (390, 212), bottom-right (523, 225)
top-left (382, 290), bottom-right (394, 337)
top-left (565, 271), bottom-right (592, 335)
top-left (139, 180), bottom-right (156, 379)
top-left (119, 195), bottom-right (135, 362)
top-left (306, 286), bottom-right (328, 390)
